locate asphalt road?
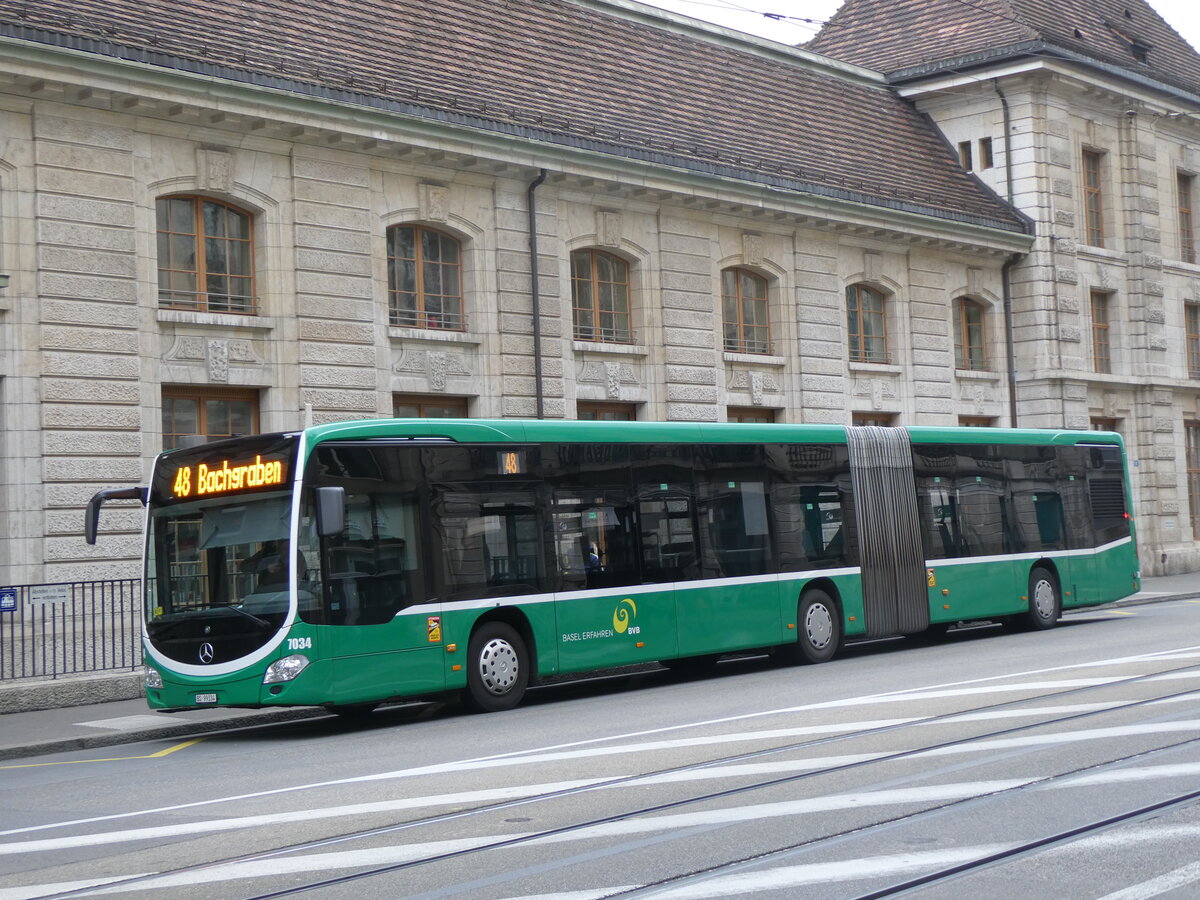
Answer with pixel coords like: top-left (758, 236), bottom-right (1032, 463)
top-left (3, 598), bottom-right (1200, 900)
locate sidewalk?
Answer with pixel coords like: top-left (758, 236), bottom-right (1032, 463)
top-left (2, 574), bottom-right (1198, 762)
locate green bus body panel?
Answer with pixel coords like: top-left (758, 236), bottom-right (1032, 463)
top-left (139, 420), bottom-right (1138, 712)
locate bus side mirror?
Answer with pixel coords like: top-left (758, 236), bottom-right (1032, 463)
top-left (84, 487), bottom-right (148, 545)
top-left (315, 486), bottom-right (346, 537)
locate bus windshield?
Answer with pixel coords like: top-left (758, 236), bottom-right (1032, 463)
top-left (144, 433), bottom-right (301, 666)
top-left (145, 492), bottom-right (296, 664)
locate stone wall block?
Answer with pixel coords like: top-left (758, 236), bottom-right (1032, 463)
top-left (298, 320), bottom-right (376, 343)
top-left (33, 116), bottom-right (133, 150)
top-left (39, 277), bottom-right (138, 305)
top-left (37, 194), bottom-right (135, 228)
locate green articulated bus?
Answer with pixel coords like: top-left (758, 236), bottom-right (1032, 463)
top-left (85, 419), bottom-right (1140, 715)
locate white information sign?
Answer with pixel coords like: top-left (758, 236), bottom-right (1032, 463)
top-left (28, 584), bottom-right (71, 604)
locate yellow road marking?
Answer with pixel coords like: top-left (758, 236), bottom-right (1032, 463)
top-left (0, 738), bottom-right (204, 770)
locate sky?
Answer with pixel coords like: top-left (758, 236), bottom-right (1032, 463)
top-left (639, 0), bottom-right (1200, 53)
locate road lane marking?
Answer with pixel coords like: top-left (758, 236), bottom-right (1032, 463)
top-left (1094, 860), bottom-right (1200, 899)
top-left (6, 738), bottom-right (1200, 858)
top-left (0, 739), bottom-right (203, 771)
top-left (6, 777), bottom-right (1200, 898)
top-left (6, 646), bottom-right (1200, 839)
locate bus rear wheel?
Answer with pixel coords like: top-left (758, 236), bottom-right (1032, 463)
top-left (1022, 566), bottom-right (1061, 631)
top-left (465, 622), bottom-right (529, 713)
top-left (783, 588), bottom-right (841, 665)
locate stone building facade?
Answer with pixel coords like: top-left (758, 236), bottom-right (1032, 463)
top-left (5, 0), bottom-right (1192, 584)
top-left (810, 0), bottom-right (1200, 573)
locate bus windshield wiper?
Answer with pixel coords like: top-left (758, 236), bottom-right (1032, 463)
top-left (222, 605), bottom-right (271, 629)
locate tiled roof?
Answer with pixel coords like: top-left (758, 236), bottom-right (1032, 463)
top-left (807, 0), bottom-right (1200, 92)
top-left (0, 0), bottom-right (1028, 232)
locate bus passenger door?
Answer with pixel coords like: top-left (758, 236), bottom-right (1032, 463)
top-left (320, 489), bottom-right (445, 704)
top-left (551, 486), bottom-right (678, 670)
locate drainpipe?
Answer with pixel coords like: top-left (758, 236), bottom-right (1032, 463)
top-left (527, 169), bottom-right (548, 419)
top-left (994, 81), bottom-right (1021, 427)
top-left (1002, 253), bottom-right (1023, 427)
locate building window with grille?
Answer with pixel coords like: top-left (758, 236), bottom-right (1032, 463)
top-left (162, 387), bottom-right (259, 451)
top-left (1179, 172), bottom-right (1196, 264)
top-left (387, 225), bottom-right (465, 330)
top-left (1188, 304), bottom-right (1200, 379)
top-left (722, 268), bottom-right (771, 354)
top-left (1082, 149), bottom-right (1106, 248)
top-left (577, 401), bottom-right (637, 421)
top-left (953, 298), bottom-right (987, 371)
top-left (393, 394), bottom-right (469, 418)
top-left (1090, 417), bottom-right (1119, 433)
top-left (852, 412), bottom-right (895, 427)
top-left (728, 407), bottom-right (777, 423)
top-left (847, 284), bottom-right (888, 363)
top-left (572, 250), bottom-right (633, 344)
top-left (958, 416), bottom-right (994, 427)
top-left (156, 196), bottom-right (255, 313)
top-left (1188, 421), bottom-right (1200, 539)
top-left (1091, 290), bottom-right (1112, 374)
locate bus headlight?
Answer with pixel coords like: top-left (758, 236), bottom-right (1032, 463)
top-left (263, 654), bottom-right (310, 684)
top-left (143, 666), bottom-right (164, 690)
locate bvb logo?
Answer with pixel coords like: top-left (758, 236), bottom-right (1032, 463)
top-left (612, 598), bottom-right (638, 634)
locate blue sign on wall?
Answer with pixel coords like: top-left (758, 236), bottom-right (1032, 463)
top-left (0, 587), bottom-right (16, 613)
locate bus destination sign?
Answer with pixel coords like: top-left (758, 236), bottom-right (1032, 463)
top-left (171, 455), bottom-right (288, 499)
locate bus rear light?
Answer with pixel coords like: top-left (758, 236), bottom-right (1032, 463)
top-left (263, 654), bottom-right (310, 684)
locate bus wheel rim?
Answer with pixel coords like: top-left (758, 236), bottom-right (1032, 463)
top-left (805, 603), bottom-right (833, 649)
top-left (478, 639), bottom-right (520, 695)
top-left (1033, 580), bottom-right (1055, 618)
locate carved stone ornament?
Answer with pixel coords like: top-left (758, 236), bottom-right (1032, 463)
top-left (743, 233), bottom-right (763, 268)
top-left (597, 210), bottom-right (622, 248)
top-left (419, 183), bottom-right (450, 223)
top-left (207, 340), bottom-right (229, 383)
top-left (196, 147), bottom-right (234, 194)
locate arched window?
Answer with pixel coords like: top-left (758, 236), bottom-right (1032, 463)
top-left (954, 298), bottom-right (987, 371)
top-left (722, 268), bottom-right (770, 354)
top-left (387, 225), bottom-right (464, 330)
top-left (156, 196), bottom-right (255, 313)
top-left (571, 249), bottom-right (632, 344)
top-left (846, 284), bottom-right (888, 363)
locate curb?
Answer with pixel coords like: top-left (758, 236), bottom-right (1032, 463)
top-left (0, 707), bottom-right (330, 762)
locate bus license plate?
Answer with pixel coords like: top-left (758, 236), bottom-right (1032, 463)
top-left (194, 693), bottom-right (217, 704)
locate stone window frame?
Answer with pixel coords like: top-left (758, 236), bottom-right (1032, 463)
top-left (393, 394), bottom-right (470, 418)
top-left (570, 248), bottom-right (635, 345)
top-left (1186, 303), bottom-right (1200, 379)
top-left (386, 224), bottom-right (466, 332)
top-left (161, 385), bottom-right (259, 451)
top-left (846, 282), bottom-right (891, 364)
top-left (156, 195), bottom-right (257, 314)
top-left (728, 406), bottom-right (777, 423)
top-left (1186, 420), bottom-right (1200, 539)
top-left (1090, 288), bottom-right (1114, 374)
top-left (1081, 148), bottom-right (1107, 249)
top-left (720, 267), bottom-right (773, 355)
top-left (953, 297), bottom-right (989, 372)
top-left (1178, 171), bottom-right (1196, 265)
top-left (577, 401), bottom-right (637, 420)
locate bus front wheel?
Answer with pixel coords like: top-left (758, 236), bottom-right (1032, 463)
top-left (465, 622), bottom-right (529, 713)
top-left (784, 588), bottom-right (841, 665)
top-left (1022, 567), bottom-right (1061, 631)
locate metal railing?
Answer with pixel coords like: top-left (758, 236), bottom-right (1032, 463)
top-left (0, 580), bottom-right (141, 681)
